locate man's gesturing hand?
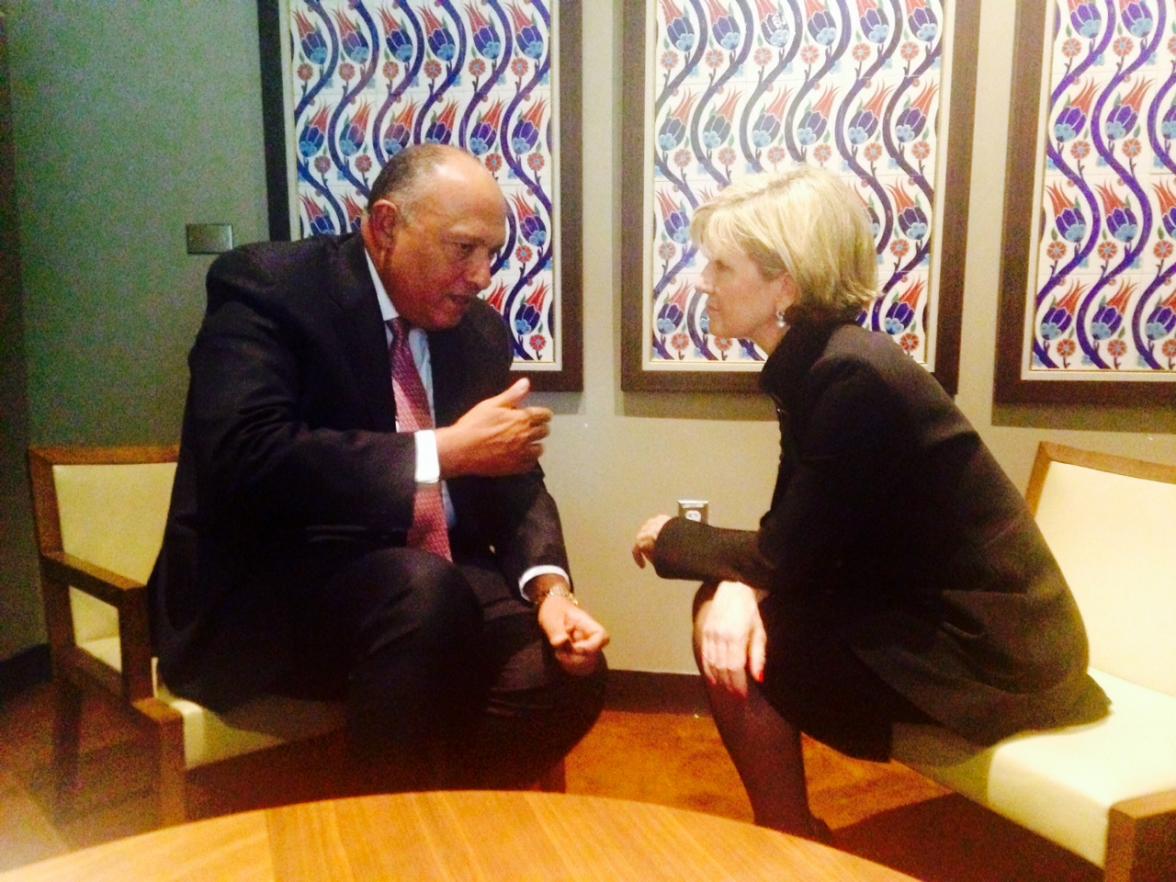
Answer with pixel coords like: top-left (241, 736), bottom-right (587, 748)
top-left (436, 378), bottom-right (552, 477)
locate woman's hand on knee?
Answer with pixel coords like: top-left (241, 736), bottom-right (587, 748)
top-left (701, 581), bottom-right (766, 698)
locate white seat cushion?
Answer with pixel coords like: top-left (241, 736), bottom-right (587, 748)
top-left (892, 669), bottom-right (1176, 867)
top-left (78, 637), bottom-right (344, 770)
top-left (155, 682), bottom-right (346, 769)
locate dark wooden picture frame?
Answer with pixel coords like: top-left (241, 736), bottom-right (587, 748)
top-left (256, 0), bottom-right (583, 392)
top-left (620, 0), bottom-right (977, 394)
top-left (994, 0), bottom-right (1176, 406)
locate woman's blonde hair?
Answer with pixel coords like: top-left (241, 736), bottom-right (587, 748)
top-left (690, 165), bottom-right (878, 321)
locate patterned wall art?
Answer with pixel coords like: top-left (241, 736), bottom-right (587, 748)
top-left (258, 0), bottom-right (582, 391)
top-left (620, 0), bottom-right (978, 393)
top-left (995, 0), bottom-right (1176, 405)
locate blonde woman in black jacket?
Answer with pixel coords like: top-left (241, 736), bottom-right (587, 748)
top-left (632, 166), bottom-right (1107, 840)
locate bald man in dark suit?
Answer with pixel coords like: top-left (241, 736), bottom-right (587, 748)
top-left (150, 145), bottom-right (607, 789)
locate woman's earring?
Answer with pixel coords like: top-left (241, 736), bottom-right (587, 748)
top-left (775, 308), bottom-right (788, 329)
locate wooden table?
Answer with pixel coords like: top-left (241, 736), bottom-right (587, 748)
top-left (0, 791), bottom-right (918, 881)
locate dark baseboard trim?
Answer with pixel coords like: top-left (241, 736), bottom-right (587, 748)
top-left (604, 669), bottom-right (710, 715)
top-left (0, 643), bottom-right (50, 703)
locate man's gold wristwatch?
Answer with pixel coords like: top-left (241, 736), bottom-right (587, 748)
top-left (532, 583), bottom-right (579, 608)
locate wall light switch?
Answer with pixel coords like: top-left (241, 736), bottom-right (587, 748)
top-left (186, 223), bottom-right (234, 254)
top-left (677, 499), bottom-right (709, 524)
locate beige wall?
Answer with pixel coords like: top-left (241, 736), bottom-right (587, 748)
top-left (534, 1), bottom-right (1176, 674)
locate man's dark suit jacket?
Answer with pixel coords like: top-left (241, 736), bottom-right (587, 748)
top-left (652, 319), bottom-right (1107, 745)
top-left (149, 233), bottom-right (569, 710)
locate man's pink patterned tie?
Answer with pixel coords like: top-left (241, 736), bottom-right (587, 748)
top-left (388, 318), bottom-right (452, 560)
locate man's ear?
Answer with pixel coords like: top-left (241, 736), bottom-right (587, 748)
top-left (366, 199), bottom-right (401, 250)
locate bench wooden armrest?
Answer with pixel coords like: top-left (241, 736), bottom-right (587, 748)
top-left (1106, 788), bottom-right (1176, 882)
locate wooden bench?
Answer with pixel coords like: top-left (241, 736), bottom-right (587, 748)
top-left (891, 442), bottom-right (1176, 882)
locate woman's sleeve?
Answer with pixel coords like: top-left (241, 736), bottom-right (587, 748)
top-left (650, 517), bottom-right (776, 588)
top-left (650, 356), bottom-right (904, 594)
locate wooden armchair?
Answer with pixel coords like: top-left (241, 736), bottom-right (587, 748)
top-left (28, 444), bottom-right (565, 827)
top-left (28, 445), bottom-right (347, 825)
top-left (892, 442), bottom-right (1176, 882)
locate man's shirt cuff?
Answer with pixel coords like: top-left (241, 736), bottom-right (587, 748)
top-left (413, 430), bottom-right (440, 484)
top-left (520, 565), bottom-right (571, 602)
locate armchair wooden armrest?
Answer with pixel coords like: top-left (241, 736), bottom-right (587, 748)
top-left (41, 549), bottom-right (145, 600)
top-left (38, 549), bottom-right (154, 702)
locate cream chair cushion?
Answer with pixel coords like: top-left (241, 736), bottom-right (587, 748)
top-left (55, 461), bottom-right (344, 769)
top-left (55, 462), bottom-right (176, 584)
top-left (57, 462), bottom-right (175, 645)
top-left (893, 670), bottom-right (1176, 867)
top-left (155, 677), bottom-right (345, 769)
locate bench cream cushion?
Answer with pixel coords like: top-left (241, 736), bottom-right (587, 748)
top-left (1034, 459), bottom-right (1176, 697)
top-left (892, 669), bottom-right (1176, 867)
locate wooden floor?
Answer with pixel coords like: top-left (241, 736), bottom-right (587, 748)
top-left (0, 677), bottom-right (1101, 881)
